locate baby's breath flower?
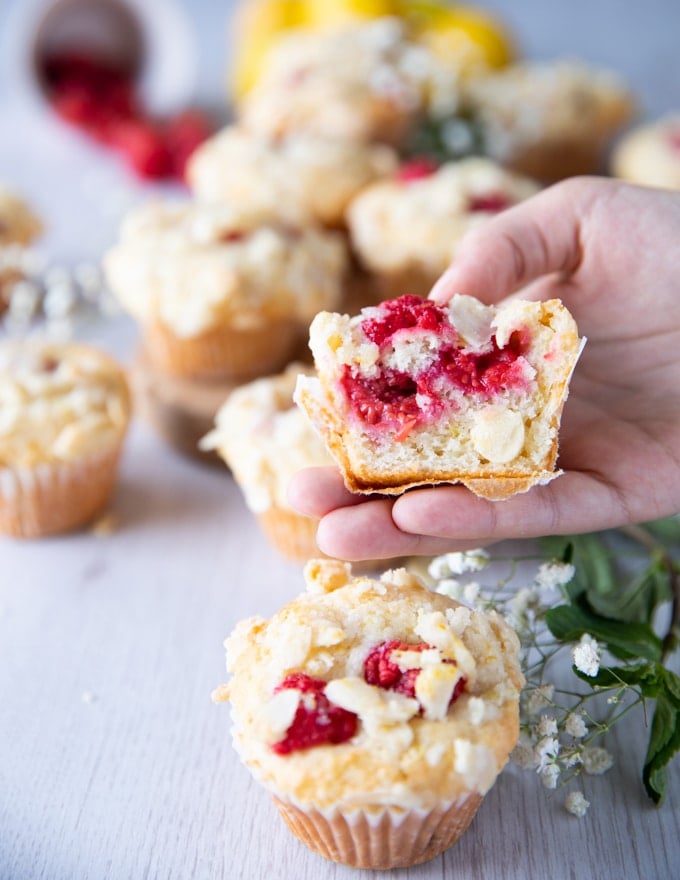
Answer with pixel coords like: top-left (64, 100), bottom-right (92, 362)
top-left (581, 747), bottom-right (614, 776)
top-left (565, 790), bottom-right (590, 818)
top-left (572, 633), bottom-right (601, 677)
top-left (534, 735), bottom-right (560, 771)
top-left (511, 739), bottom-right (536, 769)
top-left (537, 715), bottom-right (558, 737)
top-left (441, 549), bottom-right (490, 576)
top-left (562, 749), bottom-right (583, 769)
top-left (526, 684), bottom-right (555, 716)
top-left (462, 581), bottom-right (481, 604)
top-left (535, 561), bottom-right (576, 590)
top-left (434, 578), bottom-right (463, 600)
top-left (565, 713), bottom-right (588, 738)
top-left (541, 763), bottom-right (561, 790)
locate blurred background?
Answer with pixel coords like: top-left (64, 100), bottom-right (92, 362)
top-left (1, 0), bottom-right (679, 265)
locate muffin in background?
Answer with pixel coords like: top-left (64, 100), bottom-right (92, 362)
top-left (611, 114), bottom-right (680, 190)
top-left (200, 363), bottom-right (331, 560)
top-left (237, 17), bottom-right (458, 147)
top-left (464, 59), bottom-right (634, 182)
top-left (0, 187), bottom-right (43, 311)
top-left (215, 558), bottom-right (523, 869)
top-left (104, 199), bottom-right (347, 382)
top-left (187, 126), bottom-right (398, 230)
top-left (0, 341), bottom-right (131, 538)
top-left (347, 156), bottom-right (539, 297)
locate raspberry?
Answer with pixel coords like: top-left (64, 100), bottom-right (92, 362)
top-left (271, 673), bottom-right (358, 755)
top-left (363, 641), bottom-right (466, 708)
top-left (109, 120), bottom-right (173, 180)
top-left (438, 331), bottom-right (529, 397)
top-left (397, 157), bottom-right (439, 183)
top-left (467, 192), bottom-right (512, 213)
top-left (340, 367), bottom-right (423, 427)
top-left (361, 294), bottom-right (449, 347)
top-left (164, 109), bottom-right (213, 180)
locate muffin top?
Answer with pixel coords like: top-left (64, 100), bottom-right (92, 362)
top-left (104, 200), bottom-right (347, 337)
top-left (217, 559), bottom-right (523, 811)
top-left (0, 341), bottom-right (130, 468)
top-left (187, 126), bottom-right (398, 228)
top-left (466, 59), bottom-right (634, 162)
top-left (238, 17), bottom-right (458, 146)
top-left (0, 187), bottom-right (42, 247)
top-left (347, 157), bottom-right (539, 275)
top-left (201, 363), bottom-right (332, 513)
top-left (611, 114), bottom-right (680, 190)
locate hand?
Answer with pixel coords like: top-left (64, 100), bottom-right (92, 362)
top-left (289, 177), bottom-right (680, 560)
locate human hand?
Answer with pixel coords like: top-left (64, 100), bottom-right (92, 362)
top-left (289, 177), bottom-right (680, 560)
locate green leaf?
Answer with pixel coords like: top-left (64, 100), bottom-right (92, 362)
top-left (545, 596), bottom-right (663, 662)
top-left (573, 662), bottom-right (662, 695)
top-left (660, 668), bottom-right (680, 703)
top-left (587, 561), bottom-right (673, 624)
top-left (643, 516), bottom-right (680, 546)
top-left (643, 693), bottom-right (680, 805)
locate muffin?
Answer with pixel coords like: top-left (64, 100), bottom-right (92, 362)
top-left (200, 363), bottom-right (333, 560)
top-left (214, 558), bottom-right (523, 869)
top-left (0, 340), bottom-right (131, 537)
top-left (237, 17), bottom-right (458, 148)
top-left (464, 59), bottom-right (634, 181)
top-left (103, 199), bottom-right (347, 381)
top-left (347, 156), bottom-right (540, 297)
top-left (295, 293), bottom-right (581, 499)
top-left (611, 114), bottom-right (680, 190)
top-left (0, 187), bottom-right (43, 311)
top-left (187, 125), bottom-right (399, 229)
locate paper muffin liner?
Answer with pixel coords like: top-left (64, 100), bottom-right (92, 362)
top-left (0, 443), bottom-right (125, 538)
top-left (272, 794), bottom-right (483, 870)
top-left (143, 320), bottom-right (299, 381)
top-left (257, 507), bottom-right (322, 562)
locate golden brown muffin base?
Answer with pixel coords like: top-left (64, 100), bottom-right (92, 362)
top-left (143, 319), bottom-right (299, 381)
top-left (273, 794), bottom-right (483, 869)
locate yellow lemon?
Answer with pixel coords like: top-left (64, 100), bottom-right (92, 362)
top-left (304, 0), bottom-right (400, 29)
top-left (230, 0), bottom-right (309, 99)
top-left (402, 2), bottom-right (515, 71)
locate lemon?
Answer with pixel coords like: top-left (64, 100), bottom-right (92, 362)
top-left (305, 0), bottom-right (400, 28)
top-left (230, 0), bottom-right (309, 99)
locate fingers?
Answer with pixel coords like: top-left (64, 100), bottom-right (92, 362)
top-left (315, 496), bottom-right (481, 561)
top-left (287, 466), bottom-right (365, 518)
top-left (429, 177), bottom-right (598, 305)
top-left (390, 471), bottom-right (624, 542)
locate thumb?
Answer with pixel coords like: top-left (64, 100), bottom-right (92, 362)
top-left (429, 177), bottom-right (596, 305)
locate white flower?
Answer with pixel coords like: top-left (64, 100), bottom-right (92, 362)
top-left (537, 715), bottom-right (558, 737)
top-left (565, 791), bottom-right (590, 818)
top-left (441, 549), bottom-right (490, 576)
top-left (541, 763), bottom-right (560, 790)
top-left (572, 633), bottom-right (601, 677)
top-left (562, 750), bottom-right (583, 768)
top-left (534, 735), bottom-right (560, 772)
top-left (462, 581), bottom-right (481, 604)
top-left (511, 739), bottom-right (536, 769)
top-left (581, 747), bottom-right (614, 775)
top-left (435, 578), bottom-right (463, 600)
top-left (565, 713), bottom-right (588, 739)
top-left (535, 561), bottom-right (575, 590)
top-left (526, 684), bottom-right (555, 716)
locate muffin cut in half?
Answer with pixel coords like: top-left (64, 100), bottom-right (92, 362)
top-left (215, 559), bottom-right (523, 869)
top-left (295, 293), bottom-right (582, 500)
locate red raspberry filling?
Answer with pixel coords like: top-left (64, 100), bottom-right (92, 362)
top-left (363, 640), bottom-right (466, 709)
top-left (271, 673), bottom-right (358, 755)
top-left (42, 51), bottom-right (213, 181)
top-left (467, 192), bottom-right (512, 213)
top-left (343, 297), bottom-right (532, 433)
top-left (361, 295), bottom-right (450, 347)
top-left (397, 157), bottom-right (439, 183)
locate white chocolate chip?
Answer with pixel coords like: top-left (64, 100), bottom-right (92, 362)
top-left (415, 663), bottom-right (463, 720)
top-left (256, 689), bottom-right (301, 743)
top-left (470, 406), bottom-right (525, 463)
top-left (325, 677), bottom-right (419, 733)
top-left (447, 294), bottom-right (493, 349)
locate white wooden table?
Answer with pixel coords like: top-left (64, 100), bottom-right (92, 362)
top-left (0, 314), bottom-right (678, 880)
top-left (1, 2), bottom-right (680, 876)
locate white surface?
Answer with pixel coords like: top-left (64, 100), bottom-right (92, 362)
top-left (1, 2), bottom-right (680, 877)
